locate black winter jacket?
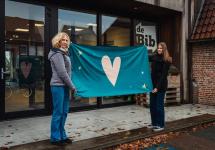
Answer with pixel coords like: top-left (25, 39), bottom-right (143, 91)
top-left (149, 53), bottom-right (170, 92)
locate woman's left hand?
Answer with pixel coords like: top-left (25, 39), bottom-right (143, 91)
top-left (152, 88), bottom-right (158, 93)
top-left (71, 87), bottom-right (76, 95)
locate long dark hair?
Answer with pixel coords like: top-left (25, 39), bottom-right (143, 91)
top-left (158, 42), bottom-right (172, 63)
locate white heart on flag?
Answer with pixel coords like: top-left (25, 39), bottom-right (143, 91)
top-left (101, 55), bottom-right (121, 86)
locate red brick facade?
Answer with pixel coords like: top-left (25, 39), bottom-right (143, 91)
top-left (192, 42), bottom-right (215, 105)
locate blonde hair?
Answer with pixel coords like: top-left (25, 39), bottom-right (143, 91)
top-left (51, 32), bottom-right (71, 50)
top-left (158, 42), bottom-right (172, 63)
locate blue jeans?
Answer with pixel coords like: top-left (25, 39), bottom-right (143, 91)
top-left (50, 86), bottom-right (70, 142)
top-left (149, 91), bottom-right (165, 128)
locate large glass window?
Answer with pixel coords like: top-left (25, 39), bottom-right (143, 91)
top-left (102, 15), bottom-right (133, 104)
top-left (5, 0), bottom-right (45, 112)
top-left (58, 9), bottom-right (97, 107)
top-left (59, 10), bottom-right (97, 46)
top-left (102, 16), bottom-right (130, 46)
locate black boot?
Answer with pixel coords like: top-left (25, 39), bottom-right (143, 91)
top-left (62, 138), bottom-right (73, 144)
top-left (51, 141), bottom-right (64, 146)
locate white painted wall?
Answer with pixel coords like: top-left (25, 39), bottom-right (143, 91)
top-left (160, 0), bottom-right (184, 12)
top-left (134, 0), bottom-right (184, 12)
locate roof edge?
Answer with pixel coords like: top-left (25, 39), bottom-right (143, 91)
top-left (188, 38), bottom-right (215, 43)
top-left (190, 0), bottom-right (206, 39)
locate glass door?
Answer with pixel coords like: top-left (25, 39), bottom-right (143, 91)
top-left (4, 0), bottom-right (45, 112)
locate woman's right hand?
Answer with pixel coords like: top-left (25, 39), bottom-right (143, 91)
top-left (152, 88), bottom-right (158, 93)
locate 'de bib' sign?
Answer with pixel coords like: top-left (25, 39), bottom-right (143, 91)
top-left (135, 22), bottom-right (157, 53)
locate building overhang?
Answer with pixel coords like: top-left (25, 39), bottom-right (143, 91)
top-left (31, 0), bottom-right (181, 20)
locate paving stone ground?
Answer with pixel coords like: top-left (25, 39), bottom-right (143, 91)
top-left (0, 104), bottom-right (215, 148)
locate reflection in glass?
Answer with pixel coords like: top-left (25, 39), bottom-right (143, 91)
top-left (102, 16), bottom-right (130, 46)
top-left (58, 9), bottom-right (97, 107)
top-left (59, 10), bottom-right (97, 46)
top-left (5, 0), bottom-right (45, 112)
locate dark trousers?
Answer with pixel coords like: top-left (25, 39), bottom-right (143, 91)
top-left (150, 91), bottom-right (165, 127)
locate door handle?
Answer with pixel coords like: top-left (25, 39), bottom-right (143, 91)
top-left (1, 68), bottom-right (8, 80)
top-left (1, 68), bottom-right (3, 79)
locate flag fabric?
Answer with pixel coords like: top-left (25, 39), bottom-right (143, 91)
top-left (69, 43), bottom-right (153, 98)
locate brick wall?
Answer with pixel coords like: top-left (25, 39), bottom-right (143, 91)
top-left (192, 42), bottom-right (215, 105)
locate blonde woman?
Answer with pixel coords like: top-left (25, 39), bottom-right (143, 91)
top-left (148, 42), bottom-right (172, 132)
top-left (48, 32), bottom-right (75, 145)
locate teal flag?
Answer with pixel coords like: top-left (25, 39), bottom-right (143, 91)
top-left (69, 44), bottom-right (153, 98)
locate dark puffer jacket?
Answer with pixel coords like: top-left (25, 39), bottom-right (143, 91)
top-left (149, 52), bottom-right (171, 92)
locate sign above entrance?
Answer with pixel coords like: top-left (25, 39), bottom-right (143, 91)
top-left (135, 22), bottom-right (157, 53)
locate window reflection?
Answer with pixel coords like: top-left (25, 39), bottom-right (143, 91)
top-left (5, 0), bottom-right (45, 112)
top-left (102, 16), bottom-right (130, 46)
top-left (59, 10), bottom-right (97, 46)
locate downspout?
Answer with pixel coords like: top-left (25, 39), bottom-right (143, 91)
top-left (188, 0), bottom-right (205, 103)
